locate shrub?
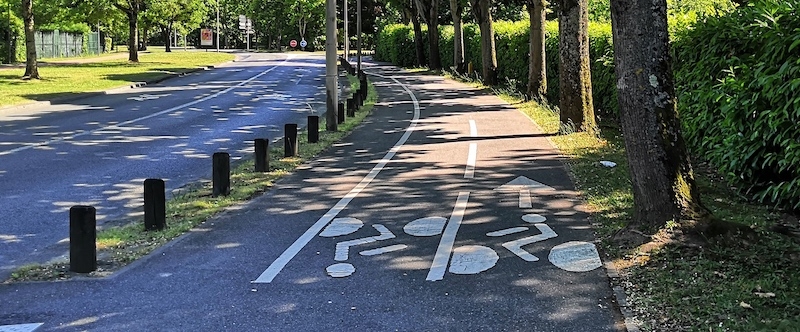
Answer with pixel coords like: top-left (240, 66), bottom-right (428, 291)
top-left (674, 0), bottom-right (800, 210)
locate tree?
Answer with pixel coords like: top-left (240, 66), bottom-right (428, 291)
top-left (415, 0), bottom-right (441, 70)
top-left (112, 0), bottom-right (146, 62)
top-left (470, 0), bottom-right (497, 85)
top-left (395, 0), bottom-right (425, 66)
top-left (143, 0), bottom-right (207, 52)
top-left (289, 0), bottom-right (325, 42)
top-left (558, 0), bottom-right (595, 133)
top-left (22, 0), bottom-right (39, 79)
top-left (609, 0), bottom-right (705, 231)
top-left (449, 0), bottom-right (466, 72)
top-left (526, 0), bottom-right (546, 99)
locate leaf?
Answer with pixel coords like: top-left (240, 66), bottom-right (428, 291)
top-left (740, 301), bottom-right (753, 309)
top-left (754, 292), bottom-right (776, 298)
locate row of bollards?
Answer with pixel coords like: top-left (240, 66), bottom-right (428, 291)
top-left (68, 69), bottom-right (370, 274)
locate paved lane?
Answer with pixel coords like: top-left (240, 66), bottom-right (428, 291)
top-left (0, 52), bottom-right (328, 279)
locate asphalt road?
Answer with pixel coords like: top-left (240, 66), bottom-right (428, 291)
top-left (0, 60), bottom-right (623, 331)
top-left (0, 52), bottom-right (329, 279)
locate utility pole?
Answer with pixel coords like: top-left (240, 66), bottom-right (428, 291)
top-left (325, 0), bottom-right (338, 131)
top-left (357, 0), bottom-right (362, 71)
top-left (216, 0), bottom-right (220, 52)
top-left (343, 0), bottom-right (348, 61)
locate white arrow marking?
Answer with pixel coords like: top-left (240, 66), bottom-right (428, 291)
top-left (494, 176), bottom-right (555, 208)
top-left (128, 93), bottom-right (171, 101)
top-left (334, 224), bottom-right (395, 261)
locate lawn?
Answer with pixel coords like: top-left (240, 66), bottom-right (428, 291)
top-left (0, 49), bottom-right (234, 107)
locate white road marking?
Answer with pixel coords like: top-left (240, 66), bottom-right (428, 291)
top-left (0, 323), bottom-right (43, 332)
top-left (326, 263), bottom-right (356, 277)
top-left (334, 224), bottom-right (395, 261)
top-left (522, 214), bottom-right (547, 223)
top-left (404, 216), bottom-right (447, 237)
top-left (449, 245), bottom-right (499, 275)
top-left (464, 143), bottom-right (477, 179)
top-left (519, 189), bottom-right (532, 208)
top-left (427, 192), bottom-right (470, 281)
top-left (549, 241), bottom-right (602, 272)
top-left (254, 72), bottom-right (421, 283)
top-left (0, 56), bottom-right (292, 157)
top-left (486, 227), bottom-right (529, 237)
top-left (319, 217), bottom-right (364, 237)
top-left (360, 244), bottom-right (408, 256)
top-left (501, 223), bottom-right (558, 262)
top-left (127, 93), bottom-right (171, 101)
top-left (469, 119), bottom-right (477, 137)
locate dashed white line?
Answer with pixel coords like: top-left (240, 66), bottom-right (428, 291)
top-left (0, 56), bottom-right (292, 157)
top-left (427, 192), bottom-right (471, 281)
top-left (465, 143), bottom-right (477, 179)
top-left (469, 119), bottom-right (477, 137)
top-left (253, 71), bottom-right (421, 283)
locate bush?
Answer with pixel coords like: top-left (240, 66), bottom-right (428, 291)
top-left (674, 0), bottom-right (800, 210)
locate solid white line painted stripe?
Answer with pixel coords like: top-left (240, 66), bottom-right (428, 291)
top-left (427, 192), bottom-right (470, 281)
top-left (253, 71), bottom-right (421, 283)
top-left (360, 244), bottom-right (408, 256)
top-left (0, 56), bottom-right (292, 157)
top-left (464, 143), bottom-right (477, 179)
top-left (469, 119), bottom-right (477, 137)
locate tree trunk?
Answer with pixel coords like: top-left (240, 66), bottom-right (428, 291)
top-left (410, 7), bottom-right (425, 66)
top-left (472, 0), bottom-right (497, 85)
top-left (127, 10), bottom-right (139, 62)
top-left (558, 0), bottom-right (595, 133)
top-left (610, 0), bottom-right (704, 231)
top-left (416, 0), bottom-right (441, 70)
top-left (527, 0), bottom-right (546, 100)
top-left (450, 0), bottom-right (466, 73)
top-left (163, 24), bottom-right (172, 52)
top-left (22, 0), bottom-right (39, 79)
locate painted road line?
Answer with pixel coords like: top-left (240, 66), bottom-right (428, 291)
top-left (0, 55), bottom-right (292, 157)
top-left (486, 227), bottom-right (529, 237)
top-left (0, 323), bottom-right (43, 332)
top-left (502, 223), bottom-right (558, 262)
top-left (427, 192), bottom-right (471, 281)
top-left (253, 71), bottom-right (421, 283)
top-left (334, 224), bottom-right (395, 261)
top-left (464, 143), bottom-right (477, 179)
top-left (469, 119), bottom-right (477, 137)
top-left (360, 244), bottom-right (408, 256)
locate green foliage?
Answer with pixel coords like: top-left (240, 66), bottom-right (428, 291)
top-left (375, 23), bottom-right (423, 67)
top-left (674, 0), bottom-right (800, 211)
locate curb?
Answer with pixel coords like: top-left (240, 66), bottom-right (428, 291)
top-left (604, 262), bottom-right (641, 332)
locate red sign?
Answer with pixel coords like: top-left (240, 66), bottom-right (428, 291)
top-left (290, 40), bottom-right (298, 48)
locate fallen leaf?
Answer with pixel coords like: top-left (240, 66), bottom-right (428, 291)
top-left (739, 301), bottom-right (752, 309)
top-left (754, 292), bottom-right (775, 298)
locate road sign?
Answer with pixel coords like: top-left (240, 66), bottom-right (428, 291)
top-left (299, 39), bottom-right (308, 48)
top-left (238, 15), bottom-right (247, 30)
top-left (290, 40), bottom-right (298, 48)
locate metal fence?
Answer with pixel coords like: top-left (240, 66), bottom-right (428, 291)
top-left (35, 30), bottom-right (101, 58)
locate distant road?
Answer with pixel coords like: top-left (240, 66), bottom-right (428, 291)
top-left (0, 52), bottom-right (328, 279)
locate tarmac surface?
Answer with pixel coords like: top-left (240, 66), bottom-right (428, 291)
top-left (0, 58), bottom-right (624, 331)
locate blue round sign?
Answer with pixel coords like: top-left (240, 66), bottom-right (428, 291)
top-left (299, 39), bottom-right (308, 48)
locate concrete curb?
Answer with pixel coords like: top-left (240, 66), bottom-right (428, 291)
top-left (604, 262), bottom-right (641, 332)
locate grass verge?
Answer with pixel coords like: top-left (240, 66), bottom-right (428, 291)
top-left (0, 49), bottom-right (234, 107)
top-left (441, 70), bottom-right (800, 331)
top-left (6, 73), bottom-right (376, 283)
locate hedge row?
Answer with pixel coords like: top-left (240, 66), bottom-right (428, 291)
top-left (376, 1), bottom-right (799, 211)
top-left (375, 21), bottom-right (618, 121)
top-left (674, 0), bottom-right (800, 210)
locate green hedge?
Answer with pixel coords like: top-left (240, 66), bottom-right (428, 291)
top-left (376, 21), bottom-right (617, 120)
top-left (674, 0), bottom-right (800, 210)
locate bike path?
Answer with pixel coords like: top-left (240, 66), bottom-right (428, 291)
top-left (0, 61), bottom-right (623, 331)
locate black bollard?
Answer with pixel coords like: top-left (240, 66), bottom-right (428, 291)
top-left (337, 102), bottom-right (345, 124)
top-left (284, 123), bottom-right (298, 157)
top-left (255, 139), bottom-right (269, 172)
top-left (212, 152), bottom-right (230, 197)
top-left (143, 178), bottom-right (166, 231)
top-left (70, 205), bottom-right (96, 273)
top-left (308, 116), bottom-right (319, 143)
top-left (347, 98), bottom-right (356, 117)
top-left (355, 92), bottom-right (363, 108)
